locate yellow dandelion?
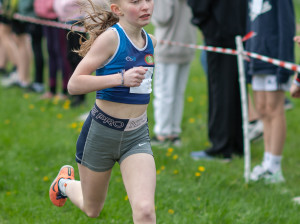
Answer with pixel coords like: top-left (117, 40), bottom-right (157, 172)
top-left (124, 195), bottom-right (128, 201)
top-left (63, 100), bottom-right (71, 110)
top-left (187, 96), bottom-right (194, 103)
top-left (40, 107), bottom-right (45, 112)
top-left (166, 152), bottom-right (172, 157)
top-left (29, 104), bottom-right (35, 109)
top-left (168, 209), bottom-right (175, 215)
top-left (197, 197), bottom-right (201, 201)
top-left (167, 147), bottom-right (174, 153)
top-left (156, 170), bottom-right (161, 175)
top-left (63, 104), bottom-right (70, 110)
top-left (204, 141), bottom-right (210, 146)
top-left (77, 127), bottom-right (82, 133)
top-left (172, 154), bottom-right (178, 160)
top-left (56, 113), bottom-right (63, 119)
top-left (173, 169), bottom-right (179, 175)
top-left (4, 119), bottom-right (10, 125)
top-left (195, 172), bottom-right (201, 177)
top-left (23, 93), bottom-right (29, 99)
top-left (160, 166), bottom-right (165, 170)
top-left (43, 176), bottom-right (49, 182)
top-left (79, 122), bottom-right (84, 127)
top-left (53, 97), bottom-right (59, 105)
top-left (198, 166), bottom-right (205, 172)
top-left (70, 123), bottom-right (78, 129)
top-left (6, 192), bottom-right (11, 196)
top-left (189, 118), bottom-right (195, 123)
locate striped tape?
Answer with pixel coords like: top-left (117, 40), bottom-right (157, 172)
top-left (160, 40), bottom-right (300, 73)
top-left (2, 11), bottom-right (299, 73)
top-left (1, 11), bottom-right (85, 32)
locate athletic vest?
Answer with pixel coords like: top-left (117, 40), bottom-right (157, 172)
top-left (96, 23), bottom-right (155, 104)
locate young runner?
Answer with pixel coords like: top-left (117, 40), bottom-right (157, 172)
top-left (49, 0), bottom-right (157, 222)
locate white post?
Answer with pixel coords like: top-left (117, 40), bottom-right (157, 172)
top-left (235, 36), bottom-right (251, 183)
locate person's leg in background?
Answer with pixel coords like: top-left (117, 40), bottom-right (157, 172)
top-left (170, 63), bottom-right (190, 146)
top-left (248, 90), bottom-right (264, 141)
top-left (67, 31), bottom-right (86, 107)
top-left (28, 24), bottom-right (45, 93)
top-left (0, 22), bottom-right (20, 86)
top-left (251, 90), bottom-right (286, 183)
top-left (152, 63), bottom-right (178, 145)
top-left (59, 29), bottom-right (72, 99)
top-left (191, 40), bottom-right (243, 160)
top-left (41, 26), bottom-right (60, 99)
top-left (4, 20), bottom-right (32, 88)
top-left (0, 21), bottom-right (9, 75)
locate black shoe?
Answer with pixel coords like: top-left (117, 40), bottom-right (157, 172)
top-left (151, 136), bottom-right (170, 147)
top-left (170, 136), bottom-right (182, 147)
top-left (25, 83), bottom-right (45, 93)
top-left (190, 150), bottom-right (232, 162)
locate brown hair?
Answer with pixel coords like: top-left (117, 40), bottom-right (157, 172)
top-left (73, 0), bottom-right (119, 57)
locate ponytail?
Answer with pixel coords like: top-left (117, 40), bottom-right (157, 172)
top-left (73, 0), bottom-right (119, 57)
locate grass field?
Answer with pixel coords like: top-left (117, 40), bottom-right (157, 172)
top-left (2, 2), bottom-right (300, 224)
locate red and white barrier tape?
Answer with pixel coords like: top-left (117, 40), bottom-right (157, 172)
top-left (3, 11), bottom-right (299, 73)
top-left (1, 11), bottom-right (85, 33)
top-left (160, 40), bottom-right (300, 73)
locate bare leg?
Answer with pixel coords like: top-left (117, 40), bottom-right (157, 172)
top-left (254, 91), bottom-right (270, 152)
top-left (254, 90), bottom-right (286, 155)
top-left (265, 91), bottom-right (286, 155)
top-left (65, 164), bottom-right (112, 218)
top-left (121, 154), bottom-right (156, 224)
top-left (248, 92), bottom-right (260, 122)
top-left (13, 34), bottom-right (32, 85)
top-left (0, 40), bottom-right (7, 68)
top-left (0, 24), bottom-right (18, 66)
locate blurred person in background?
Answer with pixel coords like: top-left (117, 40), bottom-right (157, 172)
top-left (1, 0), bottom-right (32, 89)
top-left (151, 0), bottom-right (197, 147)
top-left (245, 0), bottom-right (295, 183)
top-left (188, 0), bottom-right (247, 160)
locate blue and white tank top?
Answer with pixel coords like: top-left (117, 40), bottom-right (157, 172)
top-left (96, 23), bottom-right (155, 104)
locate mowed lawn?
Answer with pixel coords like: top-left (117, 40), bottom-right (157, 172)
top-left (2, 2), bottom-right (300, 223)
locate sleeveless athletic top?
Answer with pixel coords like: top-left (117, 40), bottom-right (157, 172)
top-left (96, 23), bottom-right (155, 104)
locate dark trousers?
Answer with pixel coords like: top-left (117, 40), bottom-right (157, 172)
top-left (205, 39), bottom-right (244, 158)
top-left (43, 26), bottom-right (72, 94)
top-left (67, 31), bottom-right (85, 103)
top-left (28, 24), bottom-right (44, 84)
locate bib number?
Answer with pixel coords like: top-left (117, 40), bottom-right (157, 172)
top-left (130, 67), bottom-right (153, 94)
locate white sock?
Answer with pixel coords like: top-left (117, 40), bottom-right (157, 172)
top-left (58, 178), bottom-right (71, 196)
top-left (262, 151), bottom-right (271, 169)
top-left (268, 154), bottom-right (282, 173)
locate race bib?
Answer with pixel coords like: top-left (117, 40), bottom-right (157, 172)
top-left (130, 67), bottom-right (153, 94)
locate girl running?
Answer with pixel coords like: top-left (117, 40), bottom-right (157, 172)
top-left (49, 0), bottom-right (156, 223)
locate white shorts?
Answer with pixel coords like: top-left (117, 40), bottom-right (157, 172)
top-left (252, 75), bottom-right (291, 91)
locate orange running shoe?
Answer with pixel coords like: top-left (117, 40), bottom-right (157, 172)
top-left (49, 165), bottom-right (74, 207)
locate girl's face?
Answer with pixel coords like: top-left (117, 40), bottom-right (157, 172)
top-left (116, 0), bottom-right (154, 27)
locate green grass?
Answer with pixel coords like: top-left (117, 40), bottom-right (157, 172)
top-left (2, 54), bottom-right (300, 224)
top-left (2, 3), bottom-right (300, 223)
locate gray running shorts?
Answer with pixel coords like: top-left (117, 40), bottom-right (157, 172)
top-left (76, 104), bottom-right (153, 172)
